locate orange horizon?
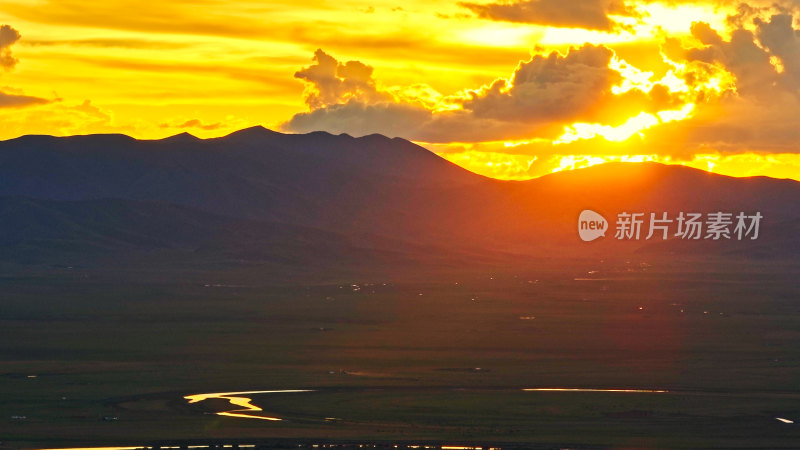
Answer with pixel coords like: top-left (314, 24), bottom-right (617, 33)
top-left (1, 1), bottom-right (798, 182)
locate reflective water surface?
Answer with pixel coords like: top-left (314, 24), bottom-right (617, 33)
top-left (184, 389), bottom-right (314, 421)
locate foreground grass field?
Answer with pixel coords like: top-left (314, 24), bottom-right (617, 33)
top-left (1, 257), bottom-right (799, 448)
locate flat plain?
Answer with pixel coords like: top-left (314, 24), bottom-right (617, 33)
top-left (2, 256), bottom-right (799, 448)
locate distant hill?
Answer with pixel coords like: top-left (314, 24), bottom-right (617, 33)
top-left (0, 195), bottom-right (521, 272)
top-left (0, 127), bottom-right (798, 269)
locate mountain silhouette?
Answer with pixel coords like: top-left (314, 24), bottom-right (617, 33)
top-left (1, 128), bottom-right (797, 269)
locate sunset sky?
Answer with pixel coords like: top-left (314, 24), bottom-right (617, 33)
top-left (1, 0), bottom-right (800, 180)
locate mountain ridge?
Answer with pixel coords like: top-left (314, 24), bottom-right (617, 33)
top-left (1, 128), bottom-right (797, 269)
top-left (5, 127), bottom-right (797, 183)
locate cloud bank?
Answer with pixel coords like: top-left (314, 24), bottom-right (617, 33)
top-left (283, 44), bottom-right (701, 145)
top-left (0, 25), bottom-right (50, 109)
top-left (283, 5), bottom-right (800, 159)
top-left (0, 25), bottom-right (22, 69)
top-left (459, 0), bottom-right (637, 31)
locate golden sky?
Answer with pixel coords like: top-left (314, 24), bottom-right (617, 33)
top-left (1, 0), bottom-right (800, 180)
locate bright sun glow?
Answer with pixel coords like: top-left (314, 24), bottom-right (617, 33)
top-left (553, 104), bottom-right (695, 145)
top-left (541, 2), bottom-right (732, 46)
top-left (638, 3), bottom-right (731, 36)
top-left (550, 43), bottom-right (736, 146)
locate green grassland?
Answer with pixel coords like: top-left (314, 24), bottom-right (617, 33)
top-left (1, 257), bottom-right (799, 448)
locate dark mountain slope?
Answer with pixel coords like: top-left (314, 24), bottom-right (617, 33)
top-left (0, 128), bottom-right (797, 263)
top-left (0, 196), bottom-right (518, 271)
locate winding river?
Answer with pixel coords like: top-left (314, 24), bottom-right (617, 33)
top-left (184, 389), bottom-right (314, 421)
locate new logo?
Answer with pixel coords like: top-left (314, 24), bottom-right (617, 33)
top-left (578, 209), bottom-right (608, 242)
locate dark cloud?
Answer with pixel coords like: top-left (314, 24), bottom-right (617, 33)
top-left (643, 94), bottom-right (800, 154)
top-left (659, 11), bottom-right (800, 154)
top-left (282, 46), bottom-right (685, 142)
top-left (0, 25), bottom-right (50, 108)
top-left (464, 44), bottom-right (621, 122)
top-left (0, 25), bottom-right (22, 70)
top-left (687, 25), bottom-right (774, 97)
top-left (0, 91), bottom-right (49, 108)
top-left (282, 6), bottom-right (800, 153)
top-left (294, 49), bottom-right (389, 109)
top-left (284, 99), bottom-right (431, 138)
top-left (417, 109), bottom-right (542, 142)
top-left (755, 13), bottom-right (800, 90)
top-left (284, 99), bottom-right (540, 142)
top-left (725, 2), bottom-right (767, 28)
top-left (459, 0), bottom-right (637, 31)
top-left (460, 44), bottom-right (687, 133)
top-left (687, 13), bottom-right (800, 98)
